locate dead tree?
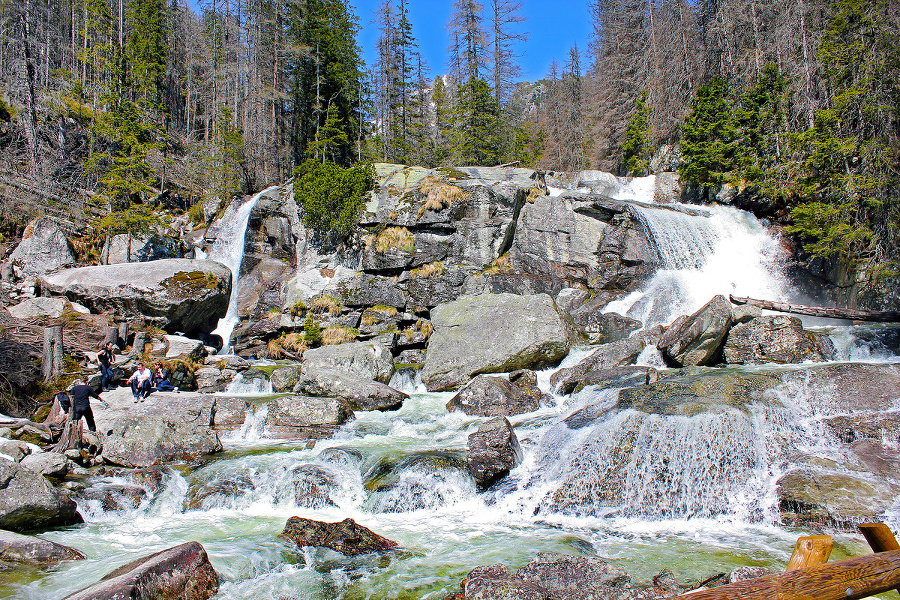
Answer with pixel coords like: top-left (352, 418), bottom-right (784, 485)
top-left (42, 325), bottom-right (63, 380)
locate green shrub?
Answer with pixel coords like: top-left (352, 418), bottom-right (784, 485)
top-left (303, 317), bottom-right (322, 346)
top-left (294, 159), bottom-right (375, 239)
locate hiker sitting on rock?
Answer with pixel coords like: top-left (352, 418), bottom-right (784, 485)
top-left (127, 362), bottom-right (153, 402)
top-left (66, 377), bottom-right (107, 432)
top-left (153, 362), bottom-right (176, 392)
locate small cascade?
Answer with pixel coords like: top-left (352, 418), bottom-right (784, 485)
top-left (388, 367), bottom-right (425, 394)
top-left (630, 205), bottom-right (719, 270)
top-left (209, 186), bottom-right (279, 353)
top-left (224, 373), bottom-right (273, 396)
top-left (223, 402), bottom-right (270, 444)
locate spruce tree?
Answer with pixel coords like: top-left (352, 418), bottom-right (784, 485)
top-left (622, 89), bottom-right (652, 176)
top-left (678, 77), bottom-right (740, 186)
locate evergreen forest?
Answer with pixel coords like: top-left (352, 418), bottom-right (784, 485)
top-left (0, 0), bottom-right (898, 285)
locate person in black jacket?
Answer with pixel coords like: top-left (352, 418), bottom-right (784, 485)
top-left (96, 341), bottom-right (116, 391)
top-left (69, 378), bottom-right (107, 432)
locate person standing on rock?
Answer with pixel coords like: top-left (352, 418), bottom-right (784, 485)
top-left (69, 377), bottom-right (107, 432)
top-left (127, 362), bottom-right (152, 402)
top-left (96, 341), bottom-right (116, 391)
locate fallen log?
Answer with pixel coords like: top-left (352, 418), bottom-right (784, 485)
top-left (683, 549), bottom-right (900, 600)
top-left (730, 295), bottom-right (900, 323)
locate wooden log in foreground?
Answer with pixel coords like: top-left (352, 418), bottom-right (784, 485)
top-left (786, 535), bottom-right (833, 571)
top-left (729, 295), bottom-right (900, 323)
top-left (683, 549), bottom-right (900, 600)
top-left (860, 523), bottom-right (900, 553)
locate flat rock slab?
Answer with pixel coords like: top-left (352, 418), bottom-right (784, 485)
top-left (62, 541), bottom-right (218, 600)
top-left (0, 530), bottom-right (85, 564)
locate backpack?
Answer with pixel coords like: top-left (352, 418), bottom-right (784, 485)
top-left (54, 391), bottom-right (71, 413)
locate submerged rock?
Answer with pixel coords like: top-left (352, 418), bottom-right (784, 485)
top-left (279, 517), bottom-right (398, 555)
top-left (422, 293), bottom-right (575, 391)
top-left (467, 416), bottom-right (523, 491)
top-left (62, 541), bottom-right (218, 600)
top-left (0, 530), bottom-right (85, 564)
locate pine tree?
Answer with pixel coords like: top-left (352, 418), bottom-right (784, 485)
top-left (622, 89), bottom-right (652, 176)
top-left (678, 76), bottom-right (740, 185)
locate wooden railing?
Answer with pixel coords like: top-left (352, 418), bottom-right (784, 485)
top-left (683, 524), bottom-right (900, 600)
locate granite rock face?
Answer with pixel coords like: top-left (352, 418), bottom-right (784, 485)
top-left (0, 462), bottom-right (82, 532)
top-left (466, 416), bottom-right (523, 491)
top-left (9, 216), bottom-right (76, 276)
top-left (279, 517), bottom-right (398, 555)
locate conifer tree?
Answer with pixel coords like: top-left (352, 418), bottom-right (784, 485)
top-left (622, 89), bottom-right (652, 176)
top-left (678, 76), bottom-right (739, 185)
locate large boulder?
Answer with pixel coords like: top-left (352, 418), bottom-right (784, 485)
top-left (657, 295), bottom-right (733, 366)
top-left (422, 293), bottom-right (574, 391)
top-left (20, 450), bottom-right (70, 479)
top-left (98, 394), bottom-right (223, 467)
top-left (723, 315), bottom-right (835, 365)
top-left (39, 259), bottom-right (231, 333)
top-left (293, 368), bottom-right (408, 412)
top-left (279, 517), bottom-right (398, 555)
top-left (7, 297), bottom-right (88, 320)
top-left (9, 216), bottom-right (76, 276)
top-left (0, 530), bottom-right (85, 564)
top-left (264, 395), bottom-right (354, 439)
top-left (302, 341), bottom-right (395, 384)
top-left (0, 461), bottom-right (82, 532)
top-left (467, 416), bottom-right (523, 491)
top-left (447, 375), bottom-right (541, 416)
top-left (62, 541), bottom-right (218, 600)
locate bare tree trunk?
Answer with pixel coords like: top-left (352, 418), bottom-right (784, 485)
top-left (42, 325), bottom-right (63, 381)
top-left (20, 0), bottom-right (41, 176)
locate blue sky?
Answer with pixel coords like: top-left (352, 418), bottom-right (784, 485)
top-left (347, 0), bottom-right (595, 82)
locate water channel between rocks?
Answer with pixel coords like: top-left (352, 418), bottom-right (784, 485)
top-left (10, 345), bottom-right (898, 600)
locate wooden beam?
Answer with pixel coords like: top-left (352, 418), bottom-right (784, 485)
top-left (683, 549), bottom-right (900, 600)
top-left (860, 524), bottom-right (900, 553)
top-left (786, 535), bottom-right (833, 571)
top-left (729, 295), bottom-right (900, 323)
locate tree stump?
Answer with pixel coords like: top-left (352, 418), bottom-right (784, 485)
top-left (42, 325), bottom-right (63, 381)
top-left (131, 331), bottom-right (147, 358)
top-left (118, 322), bottom-right (129, 347)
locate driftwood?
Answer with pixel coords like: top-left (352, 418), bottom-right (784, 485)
top-left (730, 295), bottom-right (900, 323)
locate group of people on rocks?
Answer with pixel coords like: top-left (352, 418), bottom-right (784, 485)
top-left (55, 340), bottom-right (180, 432)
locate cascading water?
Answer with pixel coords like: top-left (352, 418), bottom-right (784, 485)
top-left (14, 173), bottom-right (897, 600)
top-left (209, 186), bottom-right (279, 353)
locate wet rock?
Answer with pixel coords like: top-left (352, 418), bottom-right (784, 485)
top-left (825, 412), bottom-right (900, 445)
top-left (293, 368), bottom-right (407, 411)
top-left (279, 517), bottom-right (398, 556)
top-left (657, 295), bottom-right (733, 366)
top-left (571, 366), bottom-right (655, 394)
top-left (186, 475), bottom-right (255, 510)
top-left (364, 451), bottom-right (467, 493)
top-left (211, 396), bottom-right (248, 431)
top-left (62, 541), bottom-right (219, 600)
top-left (302, 341), bottom-right (395, 384)
top-left (40, 259), bottom-right (231, 333)
top-left (780, 363), bottom-right (900, 413)
top-left (98, 394), bottom-right (222, 467)
top-left (292, 464), bottom-right (339, 508)
top-left (271, 365), bottom-right (304, 392)
top-left (585, 312), bottom-right (643, 344)
top-left (423, 293), bottom-right (575, 391)
top-left (461, 563), bottom-right (551, 600)
top-left (550, 332), bottom-right (654, 394)
top-left (0, 530), bottom-right (85, 565)
top-left (447, 375), bottom-right (540, 416)
top-left (728, 566), bottom-right (773, 583)
top-left (777, 468), bottom-right (897, 529)
top-left (617, 370), bottom-right (782, 416)
top-left (9, 216), bottom-right (76, 276)
top-left (467, 416), bottom-right (523, 491)
top-left (78, 483), bottom-right (148, 511)
top-left (0, 461), bottom-right (82, 532)
top-left (723, 315), bottom-right (834, 365)
top-left (516, 553), bottom-right (632, 599)
top-left (264, 395), bottom-right (354, 439)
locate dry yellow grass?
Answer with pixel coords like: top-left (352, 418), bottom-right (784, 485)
top-left (484, 254), bottom-right (512, 274)
top-left (418, 319), bottom-right (433, 339)
top-left (526, 187), bottom-right (544, 203)
top-left (411, 261), bottom-right (445, 279)
top-left (375, 226), bottom-right (415, 253)
top-left (321, 326), bottom-right (357, 345)
top-left (310, 296), bottom-right (341, 316)
top-left (417, 176), bottom-right (467, 217)
top-left (362, 305), bottom-right (398, 326)
top-left (266, 332), bottom-right (307, 359)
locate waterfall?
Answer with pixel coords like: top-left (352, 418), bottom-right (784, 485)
top-left (209, 186), bottom-right (279, 353)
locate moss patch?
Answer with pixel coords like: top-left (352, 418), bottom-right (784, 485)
top-left (161, 270), bottom-right (222, 301)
